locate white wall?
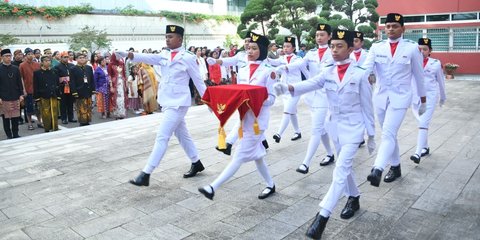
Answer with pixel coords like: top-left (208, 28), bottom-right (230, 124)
top-left (1, 14), bottom-right (239, 51)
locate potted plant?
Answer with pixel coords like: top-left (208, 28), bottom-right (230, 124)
top-left (444, 63), bottom-right (459, 79)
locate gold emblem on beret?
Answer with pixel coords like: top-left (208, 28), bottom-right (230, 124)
top-left (170, 26), bottom-right (176, 32)
top-left (287, 37), bottom-right (292, 42)
top-left (395, 15), bottom-right (401, 21)
top-left (319, 24), bottom-right (325, 30)
top-left (217, 103), bottom-right (226, 114)
top-left (251, 34), bottom-right (259, 42)
top-left (357, 32), bottom-right (362, 37)
top-left (337, 31), bottom-right (345, 39)
top-left (423, 38), bottom-right (429, 44)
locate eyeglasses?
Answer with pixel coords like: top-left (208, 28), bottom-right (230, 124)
top-left (62, 56), bottom-right (69, 58)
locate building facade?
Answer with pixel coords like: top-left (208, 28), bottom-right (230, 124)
top-left (377, 0), bottom-right (480, 74)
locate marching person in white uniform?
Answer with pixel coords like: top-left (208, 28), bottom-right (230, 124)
top-left (199, 32), bottom-right (277, 200)
top-left (277, 24), bottom-right (335, 174)
top-left (350, 31), bottom-right (368, 66)
top-left (410, 37), bottom-right (446, 163)
top-left (269, 36), bottom-right (307, 143)
top-left (363, 13), bottom-right (427, 187)
top-left (207, 32), bottom-right (270, 155)
top-left (116, 25), bottom-right (207, 186)
top-left (275, 30), bottom-right (376, 239)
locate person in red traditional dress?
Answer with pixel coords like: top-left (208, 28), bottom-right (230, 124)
top-left (198, 32), bottom-right (277, 200)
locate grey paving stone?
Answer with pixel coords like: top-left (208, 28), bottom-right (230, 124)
top-left (85, 227), bottom-right (137, 240)
top-left (0, 209), bottom-right (53, 236)
top-left (0, 230), bottom-right (31, 240)
top-left (0, 80), bottom-right (478, 240)
top-left (234, 218), bottom-right (297, 240)
top-left (7, 169), bottom-right (64, 186)
top-left (23, 226), bottom-right (83, 240)
top-left (72, 207), bottom-right (146, 238)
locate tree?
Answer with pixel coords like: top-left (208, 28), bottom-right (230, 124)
top-left (238, 0), bottom-right (277, 37)
top-left (69, 26), bottom-right (111, 52)
top-left (318, 0), bottom-right (379, 38)
top-left (0, 33), bottom-right (20, 48)
top-left (272, 0), bottom-right (318, 46)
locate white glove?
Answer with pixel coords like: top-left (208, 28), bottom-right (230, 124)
top-left (273, 82), bottom-right (288, 96)
top-left (439, 99), bottom-right (445, 107)
top-left (115, 51), bottom-right (128, 58)
top-left (206, 57), bottom-right (217, 65)
top-left (418, 102), bottom-right (427, 116)
top-left (367, 136), bottom-right (376, 155)
top-left (275, 66), bottom-right (286, 76)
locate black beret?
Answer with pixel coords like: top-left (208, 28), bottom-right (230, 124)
top-left (166, 25), bottom-right (184, 36)
top-left (317, 23), bottom-right (332, 34)
top-left (385, 13), bottom-right (404, 26)
top-left (418, 38), bottom-right (432, 49)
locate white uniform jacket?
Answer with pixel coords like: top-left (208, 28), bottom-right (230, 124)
top-left (350, 49), bottom-right (368, 66)
top-left (362, 38), bottom-right (425, 110)
top-left (237, 61), bottom-right (276, 132)
top-left (268, 54), bottom-right (307, 85)
top-left (285, 47), bottom-right (333, 108)
top-left (412, 57), bottom-right (446, 105)
top-left (292, 62), bottom-right (375, 145)
top-left (221, 51), bottom-right (248, 68)
top-left (130, 47), bottom-right (206, 107)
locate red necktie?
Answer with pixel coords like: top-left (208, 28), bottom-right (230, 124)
top-left (337, 63), bottom-right (350, 82)
top-left (423, 58), bottom-right (428, 68)
top-left (249, 63), bottom-right (260, 79)
top-left (171, 51), bottom-right (178, 60)
top-left (286, 55), bottom-right (293, 63)
top-left (390, 42), bottom-right (399, 57)
top-left (318, 48), bottom-right (327, 61)
top-left (354, 51), bottom-right (361, 61)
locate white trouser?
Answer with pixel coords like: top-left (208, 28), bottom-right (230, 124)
top-left (301, 107), bottom-right (332, 166)
top-left (319, 143), bottom-right (360, 213)
top-left (226, 120), bottom-right (240, 144)
top-left (144, 106), bottom-right (199, 173)
top-left (211, 130), bottom-right (273, 190)
top-left (373, 102), bottom-right (407, 170)
top-left (411, 93), bottom-right (438, 154)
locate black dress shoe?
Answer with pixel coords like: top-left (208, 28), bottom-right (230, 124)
top-left (262, 139), bottom-right (269, 150)
top-left (183, 160), bottom-right (205, 178)
top-left (62, 120), bottom-right (68, 124)
top-left (129, 172), bottom-right (150, 186)
top-left (306, 213), bottom-right (329, 239)
top-left (296, 164), bottom-right (309, 174)
top-left (215, 143), bottom-right (232, 156)
top-left (319, 155), bottom-right (334, 166)
top-left (258, 185), bottom-right (275, 199)
top-left (367, 168), bottom-right (382, 187)
top-left (421, 147), bottom-right (430, 157)
top-left (69, 119), bottom-right (78, 123)
top-left (358, 139), bottom-right (365, 148)
top-left (12, 135), bottom-right (21, 139)
top-left (291, 133), bottom-right (302, 141)
top-left (273, 134), bottom-right (281, 143)
top-left (340, 196), bottom-right (360, 219)
top-left (198, 185), bottom-right (214, 200)
top-left (410, 154), bottom-right (421, 164)
top-left (384, 165), bottom-right (401, 183)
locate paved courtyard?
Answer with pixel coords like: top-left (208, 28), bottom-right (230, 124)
top-left (0, 79), bottom-right (479, 240)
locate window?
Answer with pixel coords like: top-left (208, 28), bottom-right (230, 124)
top-left (452, 13), bottom-right (477, 21)
top-left (171, 0), bottom-right (213, 3)
top-left (427, 28), bottom-right (449, 51)
top-left (380, 17), bottom-right (386, 24)
top-left (427, 14), bottom-right (450, 22)
top-left (404, 29), bottom-right (423, 42)
top-left (404, 15), bottom-right (425, 23)
top-left (228, 0), bottom-right (248, 12)
top-left (453, 28), bottom-right (477, 51)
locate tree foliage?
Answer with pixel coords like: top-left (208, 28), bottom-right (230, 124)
top-left (318, 0), bottom-right (379, 38)
top-left (238, 0), bottom-right (277, 37)
top-left (0, 33), bottom-right (19, 48)
top-left (272, 0), bottom-right (318, 46)
top-left (69, 26), bottom-right (111, 52)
